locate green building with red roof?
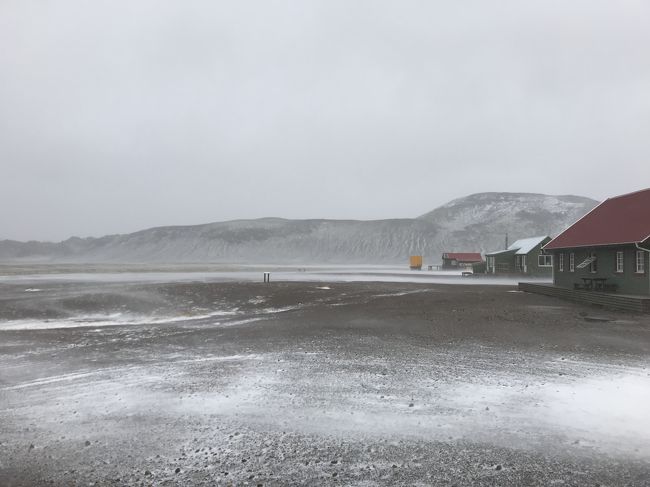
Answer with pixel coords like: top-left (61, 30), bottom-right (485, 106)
top-left (543, 188), bottom-right (650, 296)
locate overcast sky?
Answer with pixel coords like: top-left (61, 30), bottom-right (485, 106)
top-left (1, 1), bottom-right (649, 241)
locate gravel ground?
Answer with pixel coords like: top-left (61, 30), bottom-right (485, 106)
top-left (1, 279), bottom-right (649, 486)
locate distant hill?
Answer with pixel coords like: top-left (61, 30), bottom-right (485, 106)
top-left (418, 192), bottom-right (598, 256)
top-left (0, 193), bottom-right (598, 264)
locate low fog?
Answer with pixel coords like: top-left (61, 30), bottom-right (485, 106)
top-left (1, 1), bottom-right (649, 241)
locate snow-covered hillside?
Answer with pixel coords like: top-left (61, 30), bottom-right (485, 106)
top-left (0, 193), bottom-right (598, 264)
top-left (418, 193), bottom-right (598, 255)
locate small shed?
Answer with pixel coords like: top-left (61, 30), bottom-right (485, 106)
top-left (441, 252), bottom-right (483, 270)
top-left (485, 236), bottom-right (552, 276)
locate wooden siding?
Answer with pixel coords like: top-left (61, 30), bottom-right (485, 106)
top-left (519, 282), bottom-right (650, 313)
top-left (549, 245), bottom-right (650, 296)
top-left (485, 241), bottom-right (552, 277)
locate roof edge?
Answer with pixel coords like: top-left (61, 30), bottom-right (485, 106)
top-left (605, 187), bottom-right (650, 201)
top-left (543, 198), bottom-right (608, 250)
top-left (544, 240), bottom-right (645, 250)
top-left (485, 249), bottom-right (516, 256)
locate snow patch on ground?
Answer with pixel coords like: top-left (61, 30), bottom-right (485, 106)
top-left (0, 310), bottom-right (239, 331)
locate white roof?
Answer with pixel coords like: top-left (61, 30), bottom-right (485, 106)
top-left (508, 236), bottom-right (549, 255)
top-left (485, 248), bottom-right (515, 256)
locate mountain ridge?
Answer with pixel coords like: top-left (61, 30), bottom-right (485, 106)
top-left (0, 192), bottom-right (599, 264)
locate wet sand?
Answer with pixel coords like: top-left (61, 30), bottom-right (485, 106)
top-left (1, 278), bottom-right (649, 486)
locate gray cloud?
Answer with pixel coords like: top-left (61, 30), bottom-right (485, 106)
top-left (1, 0), bottom-right (649, 241)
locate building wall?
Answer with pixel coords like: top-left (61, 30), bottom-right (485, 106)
top-left (551, 245), bottom-right (650, 295)
top-left (443, 259), bottom-right (481, 269)
top-left (486, 250), bottom-right (516, 273)
top-left (442, 258), bottom-right (459, 269)
top-left (523, 241), bottom-right (553, 277)
top-left (486, 242), bottom-right (552, 276)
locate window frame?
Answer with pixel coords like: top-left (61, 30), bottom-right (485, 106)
top-left (558, 253), bottom-right (564, 271)
top-left (569, 253), bottom-right (575, 272)
top-left (636, 250), bottom-right (645, 274)
top-left (538, 254), bottom-right (553, 267)
top-left (615, 251), bottom-right (624, 273)
top-left (589, 252), bottom-right (598, 274)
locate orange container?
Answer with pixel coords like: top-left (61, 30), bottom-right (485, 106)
top-left (409, 255), bottom-right (423, 270)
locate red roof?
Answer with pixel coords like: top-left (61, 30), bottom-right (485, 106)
top-left (544, 188), bottom-right (650, 250)
top-left (442, 252), bottom-right (483, 262)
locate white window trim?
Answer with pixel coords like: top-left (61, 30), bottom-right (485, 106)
top-left (558, 253), bottom-right (564, 272)
top-left (569, 253), bottom-right (575, 272)
top-left (616, 251), bottom-right (624, 273)
top-left (589, 252), bottom-right (597, 274)
top-left (636, 250), bottom-right (645, 274)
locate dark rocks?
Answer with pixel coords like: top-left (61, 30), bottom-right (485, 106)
top-left (85, 440), bottom-right (91, 446)
top-left (175, 467), bottom-right (181, 474)
top-left (28, 443), bottom-right (35, 451)
top-left (144, 470), bottom-right (152, 476)
top-left (495, 465), bottom-right (502, 471)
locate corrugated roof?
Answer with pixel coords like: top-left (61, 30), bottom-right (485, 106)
top-left (485, 248), bottom-right (516, 256)
top-left (485, 236), bottom-right (549, 256)
top-left (442, 252), bottom-right (483, 262)
top-left (509, 236), bottom-right (550, 255)
top-left (544, 188), bottom-right (650, 250)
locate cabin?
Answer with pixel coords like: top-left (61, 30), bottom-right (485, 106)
top-left (441, 252), bottom-right (483, 270)
top-left (543, 188), bottom-right (650, 296)
top-left (485, 236), bottom-right (552, 276)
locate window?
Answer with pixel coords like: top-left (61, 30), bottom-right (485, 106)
top-left (636, 250), bottom-right (645, 273)
top-left (538, 254), bottom-right (552, 267)
top-left (590, 252), bottom-right (597, 273)
top-left (558, 254), bottom-right (564, 271)
top-left (616, 251), bottom-right (624, 273)
top-left (569, 253), bottom-right (575, 272)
